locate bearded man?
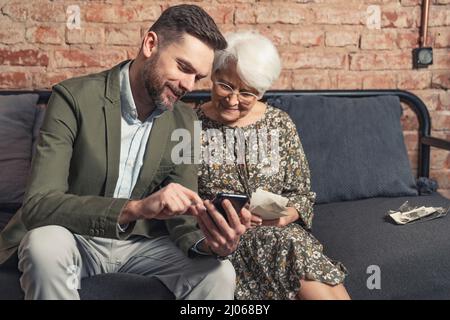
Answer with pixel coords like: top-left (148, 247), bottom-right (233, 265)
top-left (0, 4), bottom-right (250, 300)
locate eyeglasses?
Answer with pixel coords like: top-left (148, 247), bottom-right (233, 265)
top-left (214, 81), bottom-right (259, 103)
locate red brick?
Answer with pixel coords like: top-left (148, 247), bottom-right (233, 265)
top-left (362, 72), bottom-right (397, 89)
top-left (1, 1), bottom-right (28, 22)
top-left (432, 51), bottom-right (450, 70)
top-left (66, 26), bottom-right (105, 45)
top-left (430, 149), bottom-right (450, 170)
top-left (202, 5), bottom-right (235, 25)
top-left (400, 109), bottom-right (419, 130)
top-left (435, 0), bottom-right (450, 3)
top-left (32, 72), bottom-right (72, 89)
top-left (447, 153), bottom-right (450, 169)
top-left (84, 4), bottom-right (136, 23)
top-left (127, 47), bottom-right (139, 60)
top-left (350, 52), bottom-right (411, 70)
top-left (235, 5), bottom-right (256, 24)
top-left (361, 31), bottom-right (397, 50)
top-left (367, 0), bottom-right (401, 3)
top-left (70, 67), bottom-right (107, 78)
top-left (397, 71), bottom-right (431, 90)
top-left (292, 72), bottom-right (330, 90)
top-left (396, 30), bottom-right (419, 48)
top-left (54, 49), bottom-right (127, 68)
top-left (28, 2), bottom-right (65, 22)
top-left (329, 72), bottom-right (363, 89)
top-left (430, 170), bottom-right (450, 189)
top-left (400, 0), bottom-right (421, 6)
top-left (65, 29), bottom-right (83, 45)
top-left (407, 150), bottom-right (418, 172)
top-left (282, 51), bottom-right (347, 69)
top-left (428, 8), bottom-right (450, 27)
top-left (256, 5), bottom-right (312, 24)
top-left (0, 71), bottom-right (29, 88)
top-left (0, 21), bottom-right (25, 44)
top-left (313, 7), bottom-right (364, 25)
top-left (55, 49), bottom-right (98, 68)
top-left (256, 25), bottom-right (290, 46)
top-left (290, 30), bottom-right (324, 47)
top-left (429, 50), bottom-right (450, 70)
top-left (105, 27), bottom-right (141, 46)
top-left (133, 4), bottom-right (162, 22)
top-left (26, 25), bottom-right (64, 44)
top-left (432, 72), bottom-right (450, 89)
top-left (438, 91), bottom-right (450, 111)
top-left (434, 28), bottom-right (450, 48)
top-left (0, 48), bottom-right (49, 66)
top-left (382, 6), bottom-right (419, 28)
top-left (411, 90), bottom-right (440, 111)
top-left (219, 0), bottom-right (260, 2)
top-left (272, 70), bottom-right (293, 90)
top-left (325, 31), bottom-right (359, 48)
top-left (430, 111), bottom-right (450, 130)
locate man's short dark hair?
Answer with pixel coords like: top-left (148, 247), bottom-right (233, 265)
top-left (149, 4), bottom-right (227, 51)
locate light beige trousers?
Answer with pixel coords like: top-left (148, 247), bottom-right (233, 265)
top-left (17, 225), bottom-right (235, 300)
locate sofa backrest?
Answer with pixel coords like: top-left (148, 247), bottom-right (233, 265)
top-left (0, 93), bottom-right (44, 212)
top-left (266, 94), bottom-right (418, 203)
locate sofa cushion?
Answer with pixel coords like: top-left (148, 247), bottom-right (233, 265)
top-left (0, 268), bottom-right (175, 300)
top-left (268, 95), bottom-right (418, 204)
top-left (79, 273), bottom-right (175, 300)
top-left (312, 193), bottom-right (450, 299)
top-left (0, 94), bottom-right (39, 209)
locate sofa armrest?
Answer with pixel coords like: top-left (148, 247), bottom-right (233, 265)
top-left (421, 136), bottom-right (450, 151)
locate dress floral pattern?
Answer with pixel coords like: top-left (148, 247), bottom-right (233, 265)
top-left (196, 105), bottom-right (347, 300)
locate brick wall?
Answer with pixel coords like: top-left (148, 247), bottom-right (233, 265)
top-left (0, 0), bottom-right (449, 196)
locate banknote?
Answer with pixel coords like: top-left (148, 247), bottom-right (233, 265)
top-left (249, 188), bottom-right (289, 220)
top-left (388, 201), bottom-right (449, 225)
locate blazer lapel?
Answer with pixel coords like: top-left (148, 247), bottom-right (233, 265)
top-left (103, 100), bottom-right (121, 197)
top-left (131, 111), bottom-right (172, 199)
top-left (103, 61), bottom-right (126, 197)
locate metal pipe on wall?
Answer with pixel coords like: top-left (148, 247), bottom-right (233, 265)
top-left (420, 0), bottom-right (431, 47)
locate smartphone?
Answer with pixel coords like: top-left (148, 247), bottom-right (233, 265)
top-left (212, 193), bottom-right (249, 222)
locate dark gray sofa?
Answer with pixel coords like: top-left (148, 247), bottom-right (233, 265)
top-left (1, 89), bottom-right (449, 300)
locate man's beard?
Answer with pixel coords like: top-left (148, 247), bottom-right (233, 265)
top-left (141, 55), bottom-right (186, 111)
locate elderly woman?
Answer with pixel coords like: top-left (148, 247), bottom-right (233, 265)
top-left (196, 31), bottom-right (350, 300)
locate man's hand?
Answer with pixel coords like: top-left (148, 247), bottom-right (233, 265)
top-left (196, 199), bottom-right (251, 257)
top-left (260, 207), bottom-right (299, 227)
top-left (119, 183), bottom-right (205, 225)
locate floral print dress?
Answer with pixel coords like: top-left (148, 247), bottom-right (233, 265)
top-left (196, 105), bottom-right (347, 300)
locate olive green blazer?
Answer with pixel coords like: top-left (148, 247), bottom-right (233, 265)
top-left (0, 60), bottom-right (203, 264)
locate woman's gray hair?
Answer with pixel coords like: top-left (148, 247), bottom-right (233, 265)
top-left (212, 31), bottom-right (281, 96)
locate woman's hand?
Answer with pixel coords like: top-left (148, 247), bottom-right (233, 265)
top-left (261, 207), bottom-right (299, 227)
top-left (239, 207), bottom-right (253, 229)
top-left (249, 212), bottom-right (263, 228)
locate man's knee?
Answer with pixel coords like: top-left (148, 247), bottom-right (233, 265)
top-left (205, 260), bottom-right (236, 291)
top-left (18, 225), bottom-right (79, 270)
